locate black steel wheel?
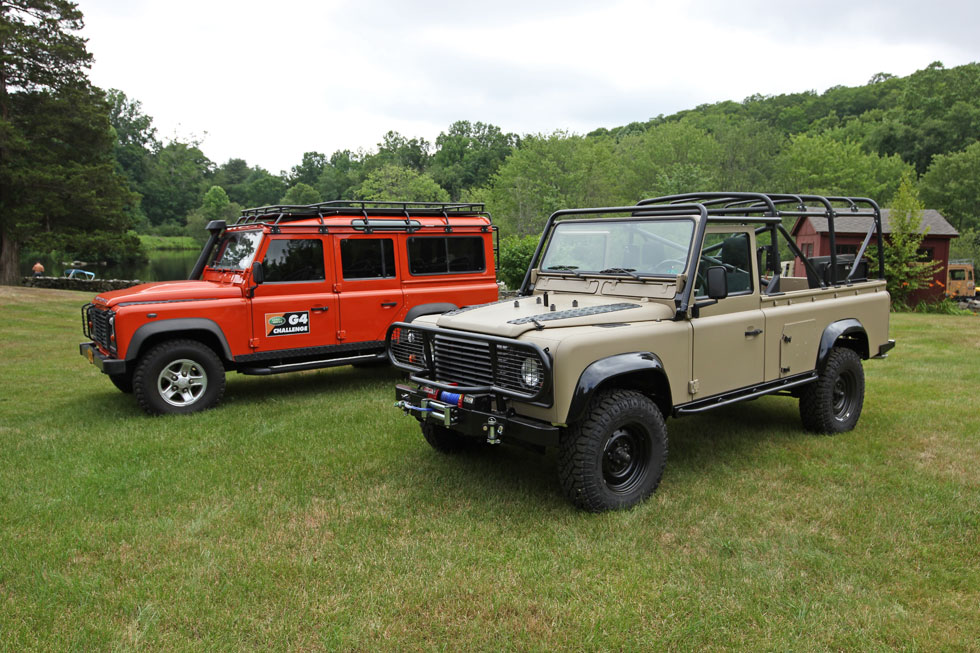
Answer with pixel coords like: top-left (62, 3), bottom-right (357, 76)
top-left (558, 389), bottom-right (668, 512)
top-left (799, 346), bottom-right (865, 433)
top-left (133, 339), bottom-right (225, 415)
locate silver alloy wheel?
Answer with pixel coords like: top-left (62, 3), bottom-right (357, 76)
top-left (156, 358), bottom-right (208, 407)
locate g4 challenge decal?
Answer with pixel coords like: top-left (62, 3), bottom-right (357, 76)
top-left (266, 311), bottom-right (310, 336)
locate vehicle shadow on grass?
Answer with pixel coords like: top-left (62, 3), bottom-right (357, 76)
top-left (401, 396), bottom-right (814, 513)
top-left (222, 364), bottom-right (404, 404)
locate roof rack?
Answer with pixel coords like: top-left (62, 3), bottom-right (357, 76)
top-left (236, 200), bottom-right (488, 224)
top-left (637, 192), bottom-right (885, 282)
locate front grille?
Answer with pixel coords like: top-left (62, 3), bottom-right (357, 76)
top-left (86, 305), bottom-right (113, 351)
top-left (389, 327), bottom-right (425, 367)
top-left (388, 323), bottom-right (549, 401)
top-left (433, 334), bottom-right (493, 387)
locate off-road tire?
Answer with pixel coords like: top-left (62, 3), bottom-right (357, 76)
top-left (558, 389), bottom-right (668, 512)
top-left (420, 421), bottom-right (473, 453)
top-left (133, 339), bottom-right (225, 415)
top-left (108, 371), bottom-right (134, 394)
top-left (799, 346), bottom-right (864, 433)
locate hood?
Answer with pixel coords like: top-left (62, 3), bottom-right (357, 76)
top-left (435, 294), bottom-right (675, 338)
top-left (94, 280), bottom-right (242, 308)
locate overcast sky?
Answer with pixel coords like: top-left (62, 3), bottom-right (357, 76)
top-left (77, 0), bottom-right (980, 175)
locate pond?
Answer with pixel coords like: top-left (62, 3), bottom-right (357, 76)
top-left (23, 249), bottom-right (200, 282)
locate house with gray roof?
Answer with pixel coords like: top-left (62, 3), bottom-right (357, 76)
top-left (791, 209), bottom-right (959, 304)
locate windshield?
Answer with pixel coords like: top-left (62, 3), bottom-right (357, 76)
top-left (539, 219), bottom-right (695, 277)
top-left (208, 230), bottom-right (262, 270)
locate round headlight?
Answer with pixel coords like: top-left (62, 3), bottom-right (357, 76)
top-left (405, 329), bottom-right (419, 344)
top-left (521, 356), bottom-right (542, 388)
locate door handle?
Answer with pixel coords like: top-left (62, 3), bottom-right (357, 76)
top-left (311, 306), bottom-right (329, 312)
top-left (381, 302), bottom-right (397, 308)
top-left (745, 328), bottom-right (763, 337)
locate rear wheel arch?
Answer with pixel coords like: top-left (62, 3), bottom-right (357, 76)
top-left (566, 352), bottom-right (672, 423)
top-left (817, 319), bottom-right (869, 372)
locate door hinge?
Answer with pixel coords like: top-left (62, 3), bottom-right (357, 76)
top-left (249, 338), bottom-right (260, 348)
top-left (333, 283), bottom-right (341, 293)
top-left (688, 379), bottom-right (699, 395)
top-left (336, 330), bottom-right (346, 340)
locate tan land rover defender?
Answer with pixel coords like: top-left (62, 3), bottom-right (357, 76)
top-left (387, 192), bottom-right (896, 512)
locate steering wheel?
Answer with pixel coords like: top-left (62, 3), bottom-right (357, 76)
top-left (653, 259), bottom-right (685, 274)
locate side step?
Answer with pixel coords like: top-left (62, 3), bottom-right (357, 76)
top-left (237, 353), bottom-right (385, 376)
top-left (674, 372), bottom-right (817, 416)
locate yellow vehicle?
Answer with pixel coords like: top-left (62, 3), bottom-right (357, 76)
top-left (946, 259), bottom-right (976, 299)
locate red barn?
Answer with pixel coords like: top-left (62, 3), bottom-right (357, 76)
top-left (791, 209), bottom-right (958, 304)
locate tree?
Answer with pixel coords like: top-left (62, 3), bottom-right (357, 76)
top-left (280, 182), bottom-right (321, 205)
top-left (919, 142), bottom-right (980, 232)
top-left (288, 151), bottom-right (327, 187)
top-left (774, 133), bottom-right (911, 202)
top-left (497, 234), bottom-right (539, 289)
top-left (211, 158), bottom-right (251, 205)
top-left (429, 121), bottom-right (518, 200)
top-left (185, 185), bottom-right (240, 243)
top-left (878, 171), bottom-right (941, 307)
top-left (241, 167), bottom-right (286, 208)
top-left (1, 1), bottom-right (139, 283)
top-left (353, 164), bottom-right (448, 202)
top-left (139, 140), bottom-right (213, 227)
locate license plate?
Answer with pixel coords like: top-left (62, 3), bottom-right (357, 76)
top-left (86, 347), bottom-right (95, 364)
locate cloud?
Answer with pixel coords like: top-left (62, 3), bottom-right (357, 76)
top-left (76, 0), bottom-right (980, 172)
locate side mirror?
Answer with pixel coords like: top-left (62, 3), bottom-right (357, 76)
top-left (706, 266), bottom-right (728, 300)
top-left (251, 261), bottom-right (264, 285)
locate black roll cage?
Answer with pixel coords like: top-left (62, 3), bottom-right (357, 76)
top-left (518, 192), bottom-right (885, 320)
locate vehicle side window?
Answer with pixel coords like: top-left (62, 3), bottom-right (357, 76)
top-left (341, 238), bottom-right (396, 279)
top-left (696, 232), bottom-right (753, 297)
top-left (262, 239), bottom-right (325, 282)
top-left (950, 269), bottom-right (966, 281)
top-left (408, 237), bottom-right (485, 275)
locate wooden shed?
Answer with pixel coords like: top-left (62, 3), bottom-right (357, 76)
top-left (791, 209), bottom-right (959, 304)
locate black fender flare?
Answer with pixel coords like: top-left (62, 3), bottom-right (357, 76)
top-left (566, 351), bottom-right (670, 423)
top-left (816, 318), bottom-right (868, 372)
top-left (404, 302), bottom-right (458, 323)
top-left (125, 318), bottom-right (234, 362)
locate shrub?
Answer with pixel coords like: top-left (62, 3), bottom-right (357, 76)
top-left (497, 234), bottom-right (539, 289)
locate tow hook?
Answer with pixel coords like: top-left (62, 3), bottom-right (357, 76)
top-left (483, 417), bottom-right (502, 445)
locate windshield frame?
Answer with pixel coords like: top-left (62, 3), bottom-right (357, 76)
top-left (537, 216), bottom-right (697, 281)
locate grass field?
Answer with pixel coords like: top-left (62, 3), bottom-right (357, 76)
top-left (1, 286), bottom-right (978, 651)
top-left (137, 235), bottom-right (199, 251)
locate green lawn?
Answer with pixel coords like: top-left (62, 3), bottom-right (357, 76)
top-left (137, 235), bottom-right (199, 251)
top-left (1, 286), bottom-right (978, 651)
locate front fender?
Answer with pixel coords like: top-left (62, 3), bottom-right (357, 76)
top-left (566, 352), bottom-right (669, 423)
top-left (125, 318), bottom-right (233, 361)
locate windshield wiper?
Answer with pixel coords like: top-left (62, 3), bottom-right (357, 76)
top-left (543, 265), bottom-right (583, 277)
top-left (599, 267), bottom-right (641, 280)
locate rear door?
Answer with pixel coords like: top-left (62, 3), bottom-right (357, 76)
top-left (334, 235), bottom-right (404, 344)
top-left (250, 236), bottom-right (339, 353)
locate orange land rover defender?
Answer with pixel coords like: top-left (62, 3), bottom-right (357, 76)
top-left (80, 201), bottom-right (499, 414)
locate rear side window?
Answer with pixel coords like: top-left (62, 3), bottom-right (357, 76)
top-left (262, 239), bottom-right (325, 282)
top-left (408, 237), bottom-right (485, 275)
top-left (341, 238), bottom-right (396, 279)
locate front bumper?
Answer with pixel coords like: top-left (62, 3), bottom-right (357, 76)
top-left (394, 383), bottom-right (560, 448)
top-left (79, 342), bottom-right (127, 375)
